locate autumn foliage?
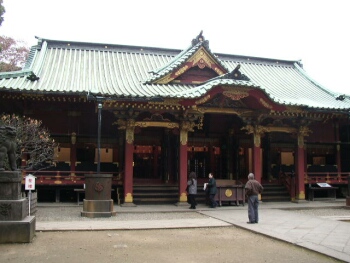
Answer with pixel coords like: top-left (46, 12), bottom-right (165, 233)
top-left (0, 35), bottom-right (30, 72)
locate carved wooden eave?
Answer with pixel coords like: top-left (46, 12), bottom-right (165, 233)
top-left (115, 118), bottom-right (201, 131)
top-left (104, 98), bottom-right (189, 112)
top-left (242, 124), bottom-right (312, 136)
top-left (183, 87), bottom-right (260, 118)
top-left (113, 110), bottom-right (203, 130)
top-left (191, 87), bottom-right (251, 110)
top-left (264, 126), bottom-right (298, 134)
top-left (112, 108), bottom-right (140, 120)
top-left (194, 106), bottom-right (253, 116)
top-left (0, 91), bottom-right (87, 103)
top-left (269, 108), bottom-right (344, 122)
top-left (135, 113), bottom-right (179, 129)
top-left (190, 84), bottom-right (285, 113)
top-left (135, 121), bottom-right (179, 129)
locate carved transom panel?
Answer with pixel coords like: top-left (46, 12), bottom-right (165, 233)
top-left (202, 94), bottom-right (246, 108)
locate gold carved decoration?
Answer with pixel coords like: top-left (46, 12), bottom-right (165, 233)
top-left (213, 67), bottom-right (224, 75)
top-left (124, 193), bottom-right (133, 203)
top-left (253, 133), bottom-right (262, 147)
top-left (242, 124), bottom-right (311, 149)
top-left (148, 98), bottom-right (181, 106)
top-left (298, 126), bottom-right (311, 137)
top-left (196, 107), bottom-right (250, 115)
top-left (242, 125), bottom-right (268, 147)
top-left (180, 121), bottom-right (195, 145)
top-left (180, 192), bottom-right (187, 202)
top-left (190, 48), bottom-right (211, 66)
top-left (198, 58), bottom-right (206, 69)
top-left (225, 189), bottom-right (233, 197)
top-left (284, 105), bottom-right (304, 113)
top-left (136, 121), bottom-right (179, 129)
top-left (115, 119), bottom-right (127, 129)
top-left (297, 130), bottom-right (306, 148)
top-left (126, 119), bottom-right (136, 144)
top-left (175, 65), bottom-right (189, 76)
top-left (259, 98), bottom-right (273, 109)
top-left (156, 75), bottom-right (174, 84)
top-left (180, 129), bottom-right (188, 146)
top-left (297, 191), bottom-right (305, 200)
top-left (223, 90), bottom-right (249, 100)
top-left (298, 126), bottom-right (311, 148)
top-left (265, 126), bottom-right (297, 133)
top-left (195, 95), bottom-right (211, 105)
top-left (189, 47), bottom-right (225, 75)
top-left (242, 125), bottom-right (266, 136)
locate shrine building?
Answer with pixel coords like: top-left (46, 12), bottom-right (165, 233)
top-left (0, 32), bottom-right (350, 205)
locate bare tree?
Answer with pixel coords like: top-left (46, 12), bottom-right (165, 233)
top-left (0, 36), bottom-right (30, 72)
top-left (0, 114), bottom-right (58, 170)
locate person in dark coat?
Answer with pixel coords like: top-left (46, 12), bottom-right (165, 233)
top-left (187, 171), bottom-right (197, 209)
top-left (207, 172), bottom-right (217, 208)
top-left (245, 173), bottom-right (263, 224)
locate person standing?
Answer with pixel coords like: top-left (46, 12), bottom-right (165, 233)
top-left (187, 171), bottom-right (197, 209)
top-left (207, 172), bottom-right (217, 208)
top-left (245, 173), bottom-right (263, 224)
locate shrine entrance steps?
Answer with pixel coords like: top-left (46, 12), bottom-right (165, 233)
top-left (133, 185), bottom-right (208, 205)
top-left (133, 185), bottom-right (178, 204)
top-left (262, 184), bottom-right (291, 202)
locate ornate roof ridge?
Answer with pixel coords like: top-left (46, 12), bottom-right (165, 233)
top-left (34, 35), bottom-right (301, 67)
top-left (145, 31), bottom-right (229, 84)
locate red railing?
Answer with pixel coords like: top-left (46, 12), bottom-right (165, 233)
top-left (279, 172), bottom-right (349, 200)
top-left (21, 170), bottom-right (123, 186)
top-left (304, 172), bottom-right (349, 184)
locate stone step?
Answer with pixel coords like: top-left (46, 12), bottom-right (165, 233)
top-left (133, 185), bottom-right (207, 204)
top-left (262, 184), bottom-right (291, 202)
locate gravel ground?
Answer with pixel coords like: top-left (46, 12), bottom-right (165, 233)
top-left (1, 227), bottom-right (341, 263)
top-left (1, 206), bottom-right (345, 262)
top-left (35, 206), bottom-right (209, 221)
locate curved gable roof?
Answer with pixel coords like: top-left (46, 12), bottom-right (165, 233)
top-left (146, 31), bottom-right (228, 84)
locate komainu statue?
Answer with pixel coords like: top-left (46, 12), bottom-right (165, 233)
top-left (0, 125), bottom-right (18, 171)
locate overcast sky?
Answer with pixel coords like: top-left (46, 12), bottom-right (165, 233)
top-left (1, 0), bottom-right (349, 95)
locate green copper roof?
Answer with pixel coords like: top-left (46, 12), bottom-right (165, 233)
top-left (0, 35), bottom-right (349, 111)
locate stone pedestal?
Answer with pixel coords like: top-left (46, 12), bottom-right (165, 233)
top-left (0, 171), bottom-right (36, 243)
top-left (81, 174), bottom-right (116, 218)
top-left (0, 216), bottom-right (35, 243)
